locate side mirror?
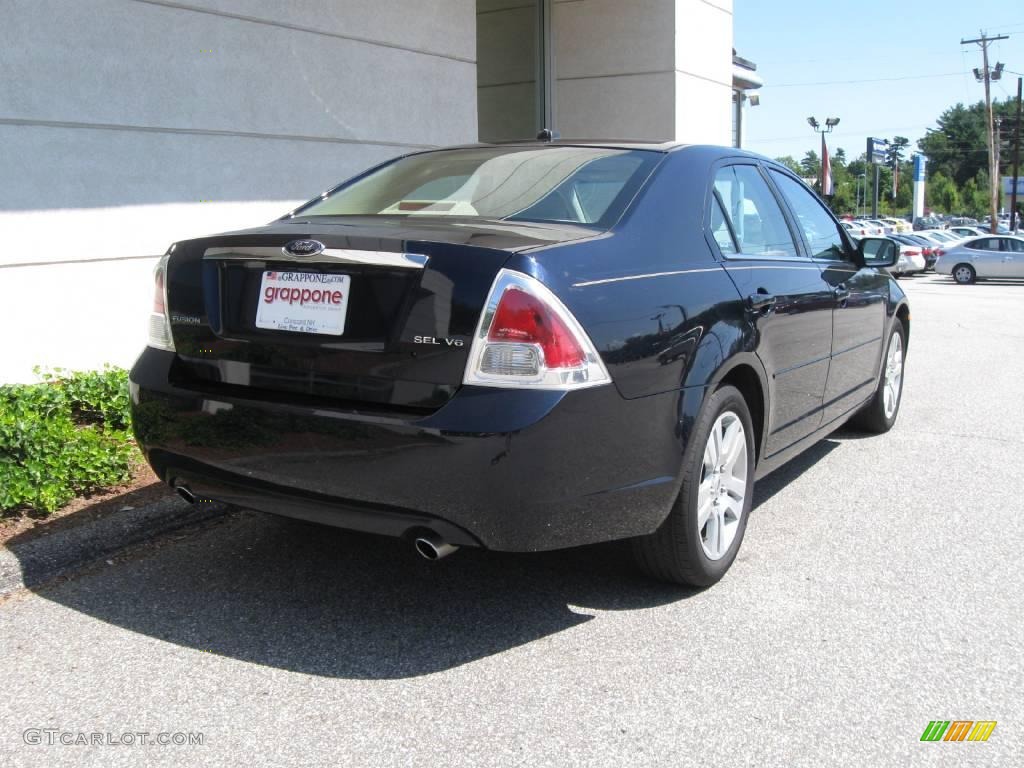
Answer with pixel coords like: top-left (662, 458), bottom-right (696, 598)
top-left (859, 237), bottom-right (899, 268)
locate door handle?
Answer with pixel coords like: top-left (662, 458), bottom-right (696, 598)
top-left (833, 284), bottom-right (850, 305)
top-left (746, 290), bottom-right (776, 314)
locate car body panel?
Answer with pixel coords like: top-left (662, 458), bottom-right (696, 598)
top-left (130, 142), bottom-right (909, 552)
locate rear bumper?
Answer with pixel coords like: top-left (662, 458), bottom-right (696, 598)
top-left (130, 348), bottom-right (693, 551)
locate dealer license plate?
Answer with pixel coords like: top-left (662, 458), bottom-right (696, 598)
top-left (255, 271), bottom-right (350, 335)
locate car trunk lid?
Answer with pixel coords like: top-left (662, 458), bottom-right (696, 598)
top-left (164, 219), bottom-right (597, 412)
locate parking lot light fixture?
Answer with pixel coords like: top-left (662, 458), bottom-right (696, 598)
top-left (808, 116), bottom-right (840, 196)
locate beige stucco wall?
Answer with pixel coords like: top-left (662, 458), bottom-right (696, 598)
top-left (553, 0), bottom-right (732, 142)
top-left (0, 0), bottom-right (732, 382)
top-left (0, 0), bottom-right (477, 381)
top-left (477, 0), bottom-right (538, 142)
top-left (478, 0), bottom-right (733, 143)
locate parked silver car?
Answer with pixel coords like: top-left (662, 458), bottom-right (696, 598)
top-left (935, 235), bottom-right (1024, 283)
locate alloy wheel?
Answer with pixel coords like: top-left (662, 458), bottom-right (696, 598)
top-left (883, 332), bottom-right (903, 419)
top-left (698, 411), bottom-right (747, 561)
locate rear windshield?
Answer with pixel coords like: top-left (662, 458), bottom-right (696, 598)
top-left (292, 146), bottom-right (661, 228)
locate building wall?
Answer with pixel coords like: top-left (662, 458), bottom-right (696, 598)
top-left (553, 0), bottom-right (732, 143)
top-left (674, 0), bottom-right (733, 143)
top-left (1, 0), bottom-right (732, 383)
top-left (477, 0), bottom-right (538, 142)
top-left (0, 0), bottom-right (476, 382)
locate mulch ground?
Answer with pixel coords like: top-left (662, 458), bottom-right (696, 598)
top-left (0, 462), bottom-right (175, 547)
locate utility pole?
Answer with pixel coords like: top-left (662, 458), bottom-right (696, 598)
top-left (994, 117), bottom-right (1002, 217)
top-left (1012, 77), bottom-right (1022, 232)
top-left (962, 31), bottom-right (1008, 232)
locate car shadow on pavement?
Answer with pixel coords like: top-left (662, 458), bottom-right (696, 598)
top-left (13, 437), bottom-right (840, 681)
top-left (16, 512), bottom-right (692, 680)
top-left (750, 437), bottom-right (840, 510)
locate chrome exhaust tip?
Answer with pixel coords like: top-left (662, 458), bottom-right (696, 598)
top-left (413, 533), bottom-right (459, 561)
top-left (173, 483), bottom-right (196, 504)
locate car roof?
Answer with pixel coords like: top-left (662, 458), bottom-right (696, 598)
top-left (426, 140), bottom-right (776, 160)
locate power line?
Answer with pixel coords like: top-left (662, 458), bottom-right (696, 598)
top-left (768, 72), bottom-right (965, 88)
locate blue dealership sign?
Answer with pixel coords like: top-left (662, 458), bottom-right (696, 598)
top-left (868, 137), bottom-right (888, 165)
top-left (913, 154), bottom-right (926, 182)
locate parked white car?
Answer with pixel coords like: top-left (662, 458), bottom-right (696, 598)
top-left (892, 246), bottom-right (926, 277)
top-left (852, 220), bottom-right (885, 236)
top-left (908, 231), bottom-right (948, 252)
top-left (935, 235), bottom-right (1024, 283)
top-left (917, 229), bottom-right (965, 246)
top-left (881, 217), bottom-right (912, 234)
top-left (841, 221), bottom-right (870, 238)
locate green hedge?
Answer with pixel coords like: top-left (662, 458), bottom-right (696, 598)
top-left (0, 366), bottom-right (137, 515)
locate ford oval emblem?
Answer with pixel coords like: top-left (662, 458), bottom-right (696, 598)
top-left (283, 239), bottom-right (325, 257)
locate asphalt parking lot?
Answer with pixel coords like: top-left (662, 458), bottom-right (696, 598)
top-left (1, 272), bottom-right (1022, 768)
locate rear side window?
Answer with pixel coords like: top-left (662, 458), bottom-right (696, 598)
top-left (769, 171), bottom-right (847, 260)
top-left (713, 165), bottom-right (798, 258)
top-left (967, 238), bottom-right (998, 251)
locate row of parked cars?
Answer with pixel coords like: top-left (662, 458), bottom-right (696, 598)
top-left (917, 213), bottom-right (1015, 233)
top-left (840, 216), bottom-right (1024, 282)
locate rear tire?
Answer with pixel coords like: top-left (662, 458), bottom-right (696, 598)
top-left (632, 385), bottom-right (755, 587)
top-left (850, 321), bottom-right (905, 433)
top-left (952, 264), bottom-right (976, 284)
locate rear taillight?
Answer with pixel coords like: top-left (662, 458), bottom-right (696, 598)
top-left (463, 269), bottom-right (610, 390)
top-left (147, 250), bottom-right (175, 351)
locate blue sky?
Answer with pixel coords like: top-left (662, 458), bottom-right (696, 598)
top-left (733, 0), bottom-right (1024, 163)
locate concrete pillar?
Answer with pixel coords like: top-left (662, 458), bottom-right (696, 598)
top-left (551, 0), bottom-right (732, 143)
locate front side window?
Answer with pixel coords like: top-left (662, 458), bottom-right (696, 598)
top-left (769, 171), bottom-right (847, 261)
top-left (292, 147), bottom-right (660, 228)
top-left (713, 165), bottom-right (799, 258)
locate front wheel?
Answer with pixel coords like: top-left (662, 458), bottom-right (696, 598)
top-left (850, 321), bottom-right (905, 433)
top-left (632, 385), bottom-right (755, 587)
top-left (952, 263), bottom-right (976, 284)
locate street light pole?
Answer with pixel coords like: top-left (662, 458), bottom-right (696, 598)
top-left (807, 117), bottom-right (840, 198)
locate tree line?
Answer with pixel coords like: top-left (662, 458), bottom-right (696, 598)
top-left (775, 97), bottom-right (1020, 218)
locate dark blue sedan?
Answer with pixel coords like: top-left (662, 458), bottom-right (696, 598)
top-left (130, 140), bottom-right (908, 586)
